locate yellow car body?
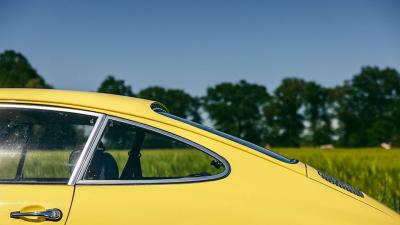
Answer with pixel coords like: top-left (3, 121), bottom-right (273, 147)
top-left (0, 88), bottom-right (398, 225)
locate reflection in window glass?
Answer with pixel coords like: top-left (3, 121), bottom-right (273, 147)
top-left (0, 107), bottom-right (97, 183)
top-left (84, 120), bottom-right (225, 180)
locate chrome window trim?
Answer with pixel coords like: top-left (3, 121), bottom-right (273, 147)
top-left (73, 115), bottom-right (109, 184)
top-left (0, 103), bottom-right (102, 117)
top-left (155, 110), bottom-right (298, 164)
top-left (76, 116), bottom-right (230, 185)
top-left (0, 103), bottom-right (104, 185)
top-left (68, 114), bottom-right (106, 185)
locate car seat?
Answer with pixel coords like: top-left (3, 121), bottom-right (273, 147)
top-left (68, 142), bottom-right (119, 180)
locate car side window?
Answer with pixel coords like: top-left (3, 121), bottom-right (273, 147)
top-left (0, 106), bottom-right (98, 183)
top-left (83, 119), bottom-right (226, 181)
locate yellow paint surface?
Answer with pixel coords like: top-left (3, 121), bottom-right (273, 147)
top-left (0, 89), bottom-right (398, 225)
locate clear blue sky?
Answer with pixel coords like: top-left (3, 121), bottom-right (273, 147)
top-left (1, 0), bottom-right (399, 95)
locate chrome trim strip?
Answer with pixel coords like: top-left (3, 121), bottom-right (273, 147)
top-left (156, 110), bottom-right (298, 164)
top-left (76, 115), bottom-right (230, 185)
top-left (0, 103), bottom-right (102, 117)
top-left (68, 114), bottom-right (106, 185)
top-left (73, 115), bottom-right (109, 183)
top-left (76, 173), bottom-right (228, 185)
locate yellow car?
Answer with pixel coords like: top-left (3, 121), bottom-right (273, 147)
top-left (0, 88), bottom-right (398, 225)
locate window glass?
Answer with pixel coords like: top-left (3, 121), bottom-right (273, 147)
top-left (0, 107), bottom-right (98, 183)
top-left (84, 119), bottom-right (225, 180)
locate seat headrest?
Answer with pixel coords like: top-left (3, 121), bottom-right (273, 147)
top-left (68, 142), bottom-right (119, 180)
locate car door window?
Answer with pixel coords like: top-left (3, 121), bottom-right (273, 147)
top-left (0, 106), bottom-right (99, 183)
top-left (83, 118), bottom-right (226, 181)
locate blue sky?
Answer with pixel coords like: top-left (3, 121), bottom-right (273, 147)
top-left (1, 0), bottom-right (399, 95)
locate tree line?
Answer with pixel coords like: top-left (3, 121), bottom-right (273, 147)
top-left (1, 49), bottom-right (400, 148)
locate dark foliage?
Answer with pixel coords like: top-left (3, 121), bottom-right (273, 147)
top-left (0, 50), bottom-right (52, 88)
top-left (203, 80), bottom-right (269, 145)
top-left (2, 50), bottom-right (400, 147)
top-left (139, 86), bottom-right (202, 123)
top-left (97, 75), bottom-right (134, 96)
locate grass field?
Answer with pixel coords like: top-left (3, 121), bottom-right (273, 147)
top-left (0, 148), bottom-right (224, 179)
top-left (109, 149), bottom-right (224, 177)
top-left (274, 148), bottom-right (400, 212)
top-left (0, 147), bottom-right (399, 212)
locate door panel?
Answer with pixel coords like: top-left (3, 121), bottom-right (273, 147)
top-left (0, 186), bottom-right (73, 224)
top-left (0, 104), bottom-right (102, 225)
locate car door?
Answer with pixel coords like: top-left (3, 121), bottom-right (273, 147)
top-left (66, 116), bottom-right (232, 225)
top-left (0, 104), bottom-right (102, 225)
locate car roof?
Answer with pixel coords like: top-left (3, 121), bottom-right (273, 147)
top-left (0, 88), bottom-right (163, 119)
top-left (0, 88), bottom-right (307, 174)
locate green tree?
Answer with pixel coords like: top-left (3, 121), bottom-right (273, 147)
top-left (97, 75), bottom-right (134, 96)
top-left (303, 81), bottom-right (333, 146)
top-left (334, 67), bottom-right (400, 147)
top-left (265, 78), bottom-right (306, 147)
top-left (139, 86), bottom-right (202, 122)
top-left (203, 80), bottom-right (270, 145)
top-left (0, 50), bottom-right (52, 88)
top-left (332, 83), bottom-right (361, 146)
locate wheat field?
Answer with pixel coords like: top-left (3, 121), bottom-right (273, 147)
top-left (274, 148), bottom-right (400, 212)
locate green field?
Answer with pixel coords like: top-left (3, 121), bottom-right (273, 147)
top-left (109, 149), bottom-right (224, 177)
top-left (0, 148), bottom-right (225, 180)
top-left (274, 148), bottom-right (400, 212)
top-left (0, 148), bottom-right (399, 212)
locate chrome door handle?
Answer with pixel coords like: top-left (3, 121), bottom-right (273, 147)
top-left (10, 208), bottom-right (62, 221)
